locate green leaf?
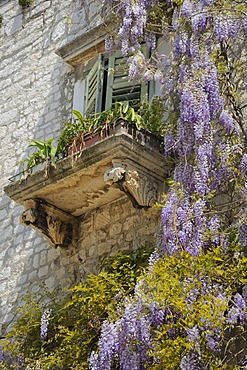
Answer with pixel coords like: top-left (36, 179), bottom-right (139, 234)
top-left (72, 110), bottom-right (85, 126)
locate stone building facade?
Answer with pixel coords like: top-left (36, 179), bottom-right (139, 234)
top-left (0, 0), bottom-right (165, 334)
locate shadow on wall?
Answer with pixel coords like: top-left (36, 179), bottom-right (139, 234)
top-left (0, 0), bottom-right (109, 334)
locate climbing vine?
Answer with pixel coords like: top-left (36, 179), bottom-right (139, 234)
top-left (89, 0), bottom-right (247, 369)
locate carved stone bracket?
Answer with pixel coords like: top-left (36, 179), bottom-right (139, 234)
top-left (104, 161), bottom-right (159, 208)
top-left (21, 199), bottom-right (78, 248)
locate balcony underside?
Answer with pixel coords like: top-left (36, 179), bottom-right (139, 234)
top-left (5, 123), bottom-right (168, 247)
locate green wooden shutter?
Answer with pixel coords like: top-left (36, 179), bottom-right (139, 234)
top-left (84, 55), bottom-right (103, 116)
top-left (105, 47), bottom-right (149, 110)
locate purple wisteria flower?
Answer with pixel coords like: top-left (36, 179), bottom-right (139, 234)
top-left (208, 215), bottom-right (220, 244)
top-left (234, 293), bottom-right (246, 310)
top-left (127, 51), bottom-right (146, 80)
top-left (115, 0), bottom-right (148, 55)
top-left (97, 321), bottom-right (119, 369)
top-left (186, 286), bottom-right (199, 304)
top-left (240, 154), bottom-right (247, 175)
top-left (227, 293), bottom-right (247, 324)
top-left (89, 351), bottom-right (100, 370)
top-left (40, 308), bottom-right (51, 341)
top-left (181, 0), bottom-right (193, 18)
top-left (164, 133), bottom-right (175, 156)
top-left (187, 326), bottom-right (199, 342)
top-left (0, 348), bottom-right (6, 362)
top-left (243, 16), bottom-right (247, 38)
top-left (214, 15), bottom-right (241, 41)
top-left (239, 224), bottom-right (247, 248)
top-left (90, 297), bottom-right (153, 369)
top-left (180, 352), bottom-right (205, 370)
top-left (105, 34), bottom-right (114, 52)
top-left (149, 301), bottom-right (164, 327)
top-left (97, 0), bottom-right (247, 367)
top-left (219, 110), bottom-right (234, 133)
top-left (206, 333), bottom-right (220, 351)
top-left (191, 7), bottom-right (209, 33)
top-left (148, 249), bottom-right (161, 268)
top-left (145, 31), bottom-right (156, 50)
top-left (0, 349), bottom-right (24, 369)
top-left (200, 0), bottom-right (215, 6)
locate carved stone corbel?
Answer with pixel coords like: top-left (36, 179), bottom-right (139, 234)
top-left (104, 162), bottom-right (159, 208)
top-left (21, 199), bottom-right (77, 248)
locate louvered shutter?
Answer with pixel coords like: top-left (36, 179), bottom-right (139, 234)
top-left (105, 48), bottom-right (149, 110)
top-left (84, 55), bottom-right (103, 116)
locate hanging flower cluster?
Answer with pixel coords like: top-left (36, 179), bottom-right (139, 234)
top-left (40, 308), bottom-right (51, 341)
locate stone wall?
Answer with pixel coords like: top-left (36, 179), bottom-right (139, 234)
top-left (77, 197), bottom-right (161, 277)
top-left (0, 0), bottom-right (161, 334)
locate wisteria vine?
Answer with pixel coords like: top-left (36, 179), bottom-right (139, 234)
top-left (90, 0), bottom-right (247, 369)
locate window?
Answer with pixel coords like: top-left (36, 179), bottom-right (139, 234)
top-left (72, 38), bottom-right (170, 115)
top-left (73, 46), bottom-right (151, 116)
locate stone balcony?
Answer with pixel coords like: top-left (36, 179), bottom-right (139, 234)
top-left (4, 121), bottom-right (168, 248)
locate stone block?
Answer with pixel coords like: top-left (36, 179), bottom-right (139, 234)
top-left (31, 284), bottom-right (40, 294)
top-left (0, 208), bottom-right (7, 221)
top-left (5, 13), bottom-right (23, 36)
top-left (95, 209), bottom-right (111, 229)
top-left (109, 223), bottom-right (122, 237)
top-left (0, 126), bottom-right (7, 138)
top-left (28, 271), bottom-right (37, 280)
top-left (47, 248), bottom-right (60, 263)
top-left (123, 216), bottom-right (138, 231)
top-left (18, 274), bottom-right (27, 285)
top-left (56, 267), bottom-right (66, 280)
top-left (51, 20), bottom-right (66, 42)
top-left (45, 276), bottom-right (55, 291)
top-left (38, 265), bottom-right (48, 278)
top-left (40, 250), bottom-right (47, 265)
top-left (88, 244), bottom-right (97, 257)
top-left (97, 242), bottom-right (111, 256)
top-left (0, 267), bottom-right (11, 280)
top-left (33, 254), bottom-right (39, 269)
top-left (7, 247), bottom-right (14, 256)
top-left (96, 229), bottom-right (107, 241)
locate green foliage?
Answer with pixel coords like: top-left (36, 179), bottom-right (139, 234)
top-left (137, 247), bottom-right (247, 369)
top-left (20, 100), bottom-right (165, 175)
top-left (57, 100), bottom-right (165, 154)
top-left (0, 246), bottom-right (153, 369)
top-left (18, 0), bottom-right (34, 8)
top-left (0, 14), bottom-right (3, 27)
top-left (18, 138), bottom-right (58, 175)
top-left (138, 97), bottom-right (166, 136)
top-left (57, 101), bottom-right (149, 154)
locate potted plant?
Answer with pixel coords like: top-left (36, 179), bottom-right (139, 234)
top-left (58, 100), bottom-right (165, 156)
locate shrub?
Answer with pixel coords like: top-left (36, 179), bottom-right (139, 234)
top-left (0, 246), bottom-right (153, 369)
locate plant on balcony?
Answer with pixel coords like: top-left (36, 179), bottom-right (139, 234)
top-left (57, 99), bottom-right (165, 155)
top-left (19, 138), bottom-right (57, 175)
top-left (18, 100), bottom-right (164, 177)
